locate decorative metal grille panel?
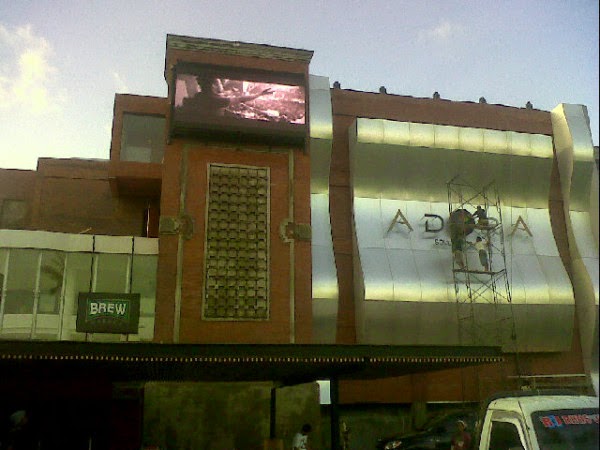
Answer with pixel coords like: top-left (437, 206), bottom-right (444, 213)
top-left (203, 164), bottom-right (270, 320)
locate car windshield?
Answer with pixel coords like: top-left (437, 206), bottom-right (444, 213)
top-left (423, 412), bottom-right (475, 432)
top-left (424, 415), bottom-right (451, 431)
top-left (532, 408), bottom-right (599, 450)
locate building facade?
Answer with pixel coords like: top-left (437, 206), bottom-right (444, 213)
top-left (0, 35), bottom-right (597, 448)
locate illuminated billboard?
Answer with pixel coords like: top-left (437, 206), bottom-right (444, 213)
top-left (171, 64), bottom-right (306, 143)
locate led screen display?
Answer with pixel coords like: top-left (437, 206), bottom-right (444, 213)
top-left (171, 65), bottom-right (306, 143)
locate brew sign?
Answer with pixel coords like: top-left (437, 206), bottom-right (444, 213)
top-left (76, 293), bottom-right (140, 334)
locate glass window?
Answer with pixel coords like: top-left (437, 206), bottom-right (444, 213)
top-left (0, 248), bottom-right (7, 297)
top-left (95, 254), bottom-right (129, 293)
top-left (0, 237), bottom-right (158, 340)
top-left (4, 249), bottom-right (39, 314)
top-left (120, 114), bottom-right (165, 163)
top-left (38, 251), bottom-right (65, 314)
top-left (532, 408), bottom-right (599, 450)
top-left (131, 255), bottom-right (157, 316)
top-left (489, 421), bottom-right (523, 450)
top-left (63, 253), bottom-right (93, 314)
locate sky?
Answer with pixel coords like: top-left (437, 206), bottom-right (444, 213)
top-left (0, 0), bottom-right (598, 170)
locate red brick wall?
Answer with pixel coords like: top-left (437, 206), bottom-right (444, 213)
top-left (154, 140), bottom-right (311, 344)
top-left (34, 159), bottom-right (153, 235)
top-left (108, 94), bottom-right (168, 198)
top-left (0, 169), bottom-right (36, 228)
top-left (332, 90), bottom-right (554, 135)
top-left (0, 159), bottom-right (154, 236)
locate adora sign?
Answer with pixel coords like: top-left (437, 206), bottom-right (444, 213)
top-left (76, 293), bottom-right (140, 334)
top-left (386, 209), bottom-right (532, 242)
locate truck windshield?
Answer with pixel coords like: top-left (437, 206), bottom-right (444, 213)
top-left (532, 408), bottom-right (599, 450)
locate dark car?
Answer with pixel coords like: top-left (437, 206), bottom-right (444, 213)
top-left (376, 410), bottom-right (478, 450)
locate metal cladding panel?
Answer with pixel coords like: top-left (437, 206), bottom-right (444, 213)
top-left (354, 198), bottom-right (386, 248)
top-left (311, 246), bottom-right (338, 300)
top-left (387, 249), bottom-right (424, 302)
top-left (551, 104), bottom-right (599, 394)
top-left (581, 257), bottom-right (600, 297)
top-left (308, 75), bottom-right (333, 141)
top-left (465, 304), bottom-right (573, 351)
top-left (311, 193), bottom-right (338, 343)
top-left (357, 301), bottom-right (460, 345)
top-left (527, 208), bottom-right (561, 257)
top-left (312, 298), bottom-right (337, 344)
top-left (538, 256), bottom-right (577, 304)
top-left (510, 254), bottom-right (551, 305)
top-left (570, 160), bottom-right (595, 211)
top-left (359, 248), bottom-right (395, 301)
top-left (517, 304), bottom-right (575, 352)
top-left (351, 118), bottom-right (554, 207)
top-left (356, 302), bottom-right (573, 350)
top-left (311, 193), bottom-right (334, 248)
top-left (351, 118), bottom-right (574, 351)
top-left (412, 250), bottom-right (453, 303)
top-left (311, 188), bottom-right (336, 300)
top-left (310, 139), bottom-right (332, 194)
top-left (308, 77), bottom-right (337, 342)
top-left (309, 75), bottom-right (333, 195)
top-left (570, 211), bottom-right (600, 259)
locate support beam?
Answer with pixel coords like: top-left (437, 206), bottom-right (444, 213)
top-left (270, 387), bottom-right (277, 439)
top-left (330, 377), bottom-right (340, 450)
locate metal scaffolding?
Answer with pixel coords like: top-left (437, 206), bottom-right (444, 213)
top-left (447, 176), bottom-right (517, 353)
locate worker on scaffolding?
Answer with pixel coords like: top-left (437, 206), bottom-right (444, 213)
top-left (451, 235), bottom-right (466, 270)
top-left (474, 236), bottom-right (490, 272)
top-left (473, 205), bottom-right (489, 228)
top-left (449, 208), bottom-right (476, 271)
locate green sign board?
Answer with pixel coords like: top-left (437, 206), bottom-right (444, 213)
top-left (76, 293), bottom-right (140, 334)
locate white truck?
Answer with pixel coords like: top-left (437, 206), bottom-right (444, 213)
top-left (475, 390), bottom-right (599, 450)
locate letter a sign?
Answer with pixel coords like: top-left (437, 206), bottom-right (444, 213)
top-left (387, 209), bottom-right (413, 235)
top-left (510, 216), bottom-right (533, 237)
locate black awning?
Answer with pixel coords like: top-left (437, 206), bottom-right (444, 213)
top-left (0, 341), bottom-right (503, 385)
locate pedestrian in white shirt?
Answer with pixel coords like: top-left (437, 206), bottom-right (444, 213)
top-left (292, 424), bottom-right (312, 450)
top-left (474, 236), bottom-right (489, 271)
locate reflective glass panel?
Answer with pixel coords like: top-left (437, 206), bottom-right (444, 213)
top-left (131, 255), bottom-right (157, 316)
top-left (0, 248), bottom-right (7, 298)
top-left (63, 253), bottom-right (93, 314)
top-left (38, 251), bottom-right (65, 314)
top-left (95, 254), bottom-right (129, 293)
top-left (4, 249), bottom-right (39, 314)
top-left (120, 114), bottom-right (165, 163)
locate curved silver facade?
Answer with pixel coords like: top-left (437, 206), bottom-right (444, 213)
top-left (551, 104), bottom-right (599, 394)
top-left (309, 75), bottom-right (338, 343)
top-left (351, 118), bottom-right (574, 352)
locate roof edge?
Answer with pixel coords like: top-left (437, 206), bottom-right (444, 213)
top-left (166, 34), bottom-right (314, 63)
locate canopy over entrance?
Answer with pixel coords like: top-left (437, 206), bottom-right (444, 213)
top-left (0, 341), bottom-right (502, 384)
top-left (0, 341), bottom-right (503, 450)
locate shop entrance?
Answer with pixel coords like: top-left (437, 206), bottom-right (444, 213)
top-left (0, 377), bottom-right (142, 450)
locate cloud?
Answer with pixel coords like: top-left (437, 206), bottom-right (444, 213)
top-left (418, 20), bottom-right (465, 42)
top-left (0, 24), bottom-right (62, 114)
